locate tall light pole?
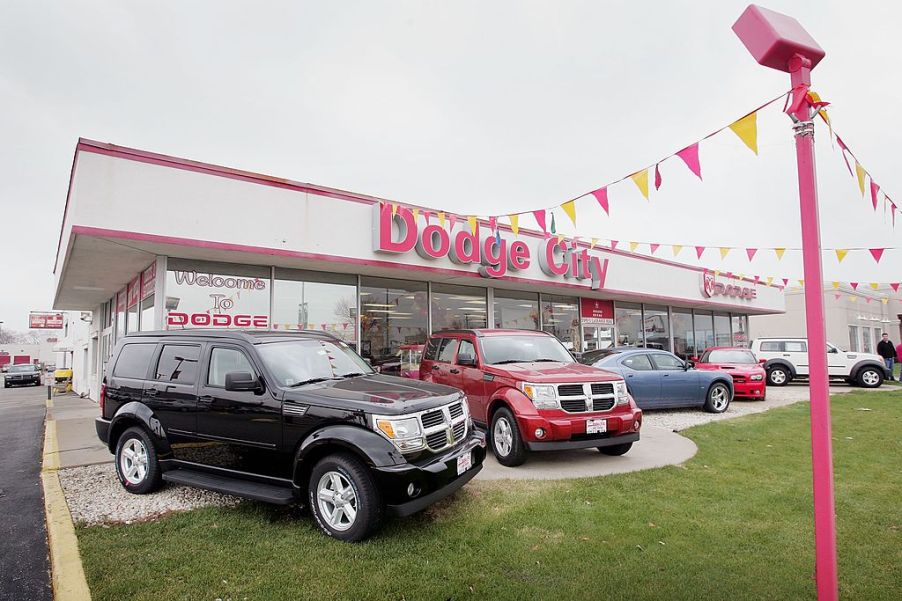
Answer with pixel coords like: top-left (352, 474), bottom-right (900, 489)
top-left (733, 5), bottom-right (836, 600)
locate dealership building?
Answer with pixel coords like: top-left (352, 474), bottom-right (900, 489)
top-left (52, 139), bottom-right (785, 399)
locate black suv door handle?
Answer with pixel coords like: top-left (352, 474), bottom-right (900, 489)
top-left (450, 368), bottom-right (460, 374)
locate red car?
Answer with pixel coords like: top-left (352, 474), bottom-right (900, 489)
top-left (420, 329), bottom-right (642, 467)
top-left (692, 347), bottom-right (767, 400)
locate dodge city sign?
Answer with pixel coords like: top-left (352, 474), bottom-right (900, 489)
top-left (701, 271), bottom-right (757, 300)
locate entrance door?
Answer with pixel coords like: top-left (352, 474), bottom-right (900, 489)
top-left (582, 326), bottom-right (614, 352)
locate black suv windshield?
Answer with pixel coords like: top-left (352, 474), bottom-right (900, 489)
top-left (480, 335), bottom-right (574, 365)
top-left (9, 365), bottom-right (38, 373)
top-left (702, 350), bottom-right (758, 364)
top-left (258, 339), bottom-right (374, 387)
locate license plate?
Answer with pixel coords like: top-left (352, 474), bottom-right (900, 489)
top-left (456, 451), bottom-right (472, 475)
top-left (586, 418), bottom-right (607, 434)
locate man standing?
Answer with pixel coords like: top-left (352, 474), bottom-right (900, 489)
top-left (876, 332), bottom-right (896, 381)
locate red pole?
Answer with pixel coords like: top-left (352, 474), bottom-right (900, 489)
top-left (788, 54), bottom-right (839, 601)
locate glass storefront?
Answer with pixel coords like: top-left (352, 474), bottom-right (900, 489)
top-left (139, 296), bottom-right (156, 331)
top-left (643, 305), bottom-right (670, 351)
top-left (165, 259), bottom-right (271, 329)
top-left (541, 294), bottom-right (580, 351)
top-left (359, 276), bottom-right (428, 372)
top-left (615, 302), bottom-right (643, 347)
top-left (693, 311), bottom-right (715, 353)
top-left (732, 314), bottom-right (749, 347)
top-left (431, 283), bottom-right (488, 330)
top-left (493, 290), bottom-right (539, 330)
top-left (714, 313), bottom-right (732, 347)
top-left (672, 309), bottom-right (694, 359)
top-left (272, 269), bottom-right (357, 343)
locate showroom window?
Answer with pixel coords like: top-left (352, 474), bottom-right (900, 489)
top-left (140, 296), bottom-right (156, 331)
top-left (359, 276), bottom-right (428, 373)
top-left (165, 259), bottom-right (271, 329)
top-left (272, 269), bottom-right (357, 343)
top-left (431, 283), bottom-right (487, 330)
top-left (643, 305), bottom-right (670, 351)
top-left (541, 294), bottom-right (580, 351)
top-left (861, 328), bottom-right (873, 354)
top-left (694, 311), bottom-right (715, 353)
top-left (671, 309), bottom-right (695, 359)
top-left (493, 290), bottom-right (539, 330)
top-left (848, 325), bottom-right (860, 352)
top-left (615, 302), bottom-right (643, 347)
top-left (713, 313), bottom-right (731, 347)
top-left (731, 315), bottom-right (749, 347)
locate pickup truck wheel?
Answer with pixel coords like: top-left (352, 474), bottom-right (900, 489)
top-left (308, 453), bottom-right (382, 542)
top-left (114, 427), bottom-right (162, 494)
top-left (490, 408), bottom-right (526, 467)
top-left (703, 382), bottom-right (731, 413)
top-left (767, 366), bottom-right (790, 386)
top-left (598, 442), bottom-right (633, 456)
top-left (857, 367), bottom-right (883, 388)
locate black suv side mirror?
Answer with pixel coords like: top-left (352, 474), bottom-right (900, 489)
top-left (225, 371), bottom-right (262, 392)
top-left (457, 355), bottom-right (477, 367)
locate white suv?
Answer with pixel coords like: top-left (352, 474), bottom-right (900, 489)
top-left (750, 338), bottom-right (889, 388)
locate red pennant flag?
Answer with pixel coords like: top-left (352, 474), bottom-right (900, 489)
top-left (891, 283), bottom-right (900, 292)
top-left (649, 244), bottom-right (660, 255)
top-left (746, 248), bottom-right (758, 261)
top-left (753, 275), bottom-right (760, 284)
top-left (489, 216), bottom-right (497, 231)
top-left (448, 214), bottom-right (458, 231)
top-left (834, 293), bottom-right (842, 300)
top-left (532, 210), bottom-right (546, 233)
top-left (782, 278), bottom-right (789, 287)
top-left (423, 210), bottom-right (431, 223)
top-left (654, 164), bottom-right (662, 191)
top-left (865, 297), bottom-right (872, 304)
top-left (836, 136), bottom-right (853, 176)
top-left (870, 181), bottom-right (880, 210)
top-left (850, 282), bottom-right (859, 290)
top-left (610, 240), bottom-right (619, 251)
top-left (869, 248), bottom-right (885, 263)
top-left (695, 246), bottom-right (706, 259)
top-left (591, 188), bottom-right (609, 215)
top-left (676, 143), bottom-right (703, 180)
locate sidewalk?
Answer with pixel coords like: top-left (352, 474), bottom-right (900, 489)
top-left (48, 394), bottom-right (111, 468)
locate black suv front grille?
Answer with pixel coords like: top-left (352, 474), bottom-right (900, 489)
top-left (592, 398), bottom-right (616, 411)
top-left (558, 384), bottom-right (585, 396)
top-left (426, 430), bottom-right (448, 449)
top-left (591, 383), bottom-right (614, 395)
top-left (561, 399), bottom-right (588, 413)
top-left (452, 422), bottom-right (465, 441)
top-left (448, 403), bottom-right (464, 419)
top-left (421, 410), bottom-right (445, 429)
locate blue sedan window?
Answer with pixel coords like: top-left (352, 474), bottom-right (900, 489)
top-left (651, 354), bottom-right (685, 370)
top-left (622, 354), bottom-right (653, 371)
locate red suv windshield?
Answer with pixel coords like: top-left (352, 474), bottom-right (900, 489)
top-left (480, 335), bottom-right (574, 365)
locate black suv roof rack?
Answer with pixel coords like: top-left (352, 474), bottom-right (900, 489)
top-left (122, 329), bottom-right (339, 343)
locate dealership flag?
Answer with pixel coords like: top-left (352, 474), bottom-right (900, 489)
top-left (729, 112), bottom-right (758, 155)
top-left (774, 248), bottom-right (786, 260)
top-left (850, 282), bottom-right (859, 290)
top-left (649, 243), bottom-right (660, 255)
top-left (676, 143), bottom-right (703, 180)
top-left (782, 278), bottom-right (789, 287)
top-left (391, 203), bottom-right (398, 217)
top-left (654, 164), bottom-right (663, 191)
top-left (891, 283), bottom-right (900, 292)
top-left (766, 276), bottom-right (774, 287)
top-left (870, 181), bottom-right (880, 210)
top-left (695, 246), bottom-right (706, 259)
top-left (630, 169), bottom-right (650, 200)
top-left (509, 214), bottom-right (519, 235)
top-left (533, 209), bottom-right (547, 233)
top-left (836, 136), bottom-right (854, 175)
top-left (591, 187), bottom-right (609, 216)
top-left (561, 200), bottom-right (577, 226)
top-left (835, 249), bottom-right (849, 263)
top-left (834, 293), bottom-right (842, 300)
top-left (672, 244), bottom-right (683, 257)
top-left (855, 162), bottom-right (867, 196)
top-left (870, 283), bottom-right (880, 290)
top-left (746, 248), bottom-right (757, 261)
top-left (438, 211), bottom-right (446, 227)
top-left (869, 248), bottom-right (885, 263)
top-left (590, 238), bottom-right (598, 249)
top-left (467, 215), bottom-right (478, 235)
top-left (719, 247), bottom-right (731, 260)
top-left (629, 241), bottom-right (639, 252)
top-left (832, 281), bottom-right (840, 289)
top-left (610, 240), bottom-right (619, 250)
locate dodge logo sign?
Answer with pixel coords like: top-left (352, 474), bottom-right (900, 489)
top-left (701, 272), bottom-right (757, 301)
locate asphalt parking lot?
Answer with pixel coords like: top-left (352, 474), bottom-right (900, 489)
top-left (0, 382), bottom-right (52, 601)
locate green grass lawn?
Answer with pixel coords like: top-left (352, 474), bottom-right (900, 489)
top-left (76, 391), bottom-right (901, 601)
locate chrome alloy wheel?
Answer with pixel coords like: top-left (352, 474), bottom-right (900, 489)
top-left (769, 369), bottom-right (787, 385)
top-left (316, 471), bottom-right (358, 532)
top-left (710, 385), bottom-right (729, 411)
top-left (119, 438), bottom-right (149, 485)
top-left (861, 370), bottom-right (880, 386)
top-left (493, 416), bottom-right (513, 457)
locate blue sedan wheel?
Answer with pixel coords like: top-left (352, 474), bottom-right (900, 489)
top-left (703, 382), bottom-right (731, 413)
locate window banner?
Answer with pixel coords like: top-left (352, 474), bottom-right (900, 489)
top-left (165, 268), bottom-right (270, 329)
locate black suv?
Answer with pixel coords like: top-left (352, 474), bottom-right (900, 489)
top-left (96, 330), bottom-right (486, 541)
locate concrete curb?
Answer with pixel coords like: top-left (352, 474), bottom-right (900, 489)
top-left (42, 400), bottom-right (92, 601)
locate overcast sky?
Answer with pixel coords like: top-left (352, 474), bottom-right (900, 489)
top-left (1, 0), bottom-right (900, 331)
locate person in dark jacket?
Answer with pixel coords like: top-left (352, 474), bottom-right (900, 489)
top-left (876, 332), bottom-right (896, 380)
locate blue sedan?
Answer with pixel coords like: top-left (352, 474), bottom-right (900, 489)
top-left (580, 348), bottom-right (734, 413)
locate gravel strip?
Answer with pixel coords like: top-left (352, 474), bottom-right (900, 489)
top-left (58, 463), bottom-right (240, 526)
top-left (642, 384), bottom-right (892, 432)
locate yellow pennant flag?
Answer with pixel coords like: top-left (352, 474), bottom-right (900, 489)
top-left (630, 170), bottom-right (650, 200)
top-left (467, 215), bottom-right (478, 235)
top-left (714, 270), bottom-right (721, 277)
top-left (412, 208), bottom-right (420, 221)
top-left (774, 248), bottom-right (786, 260)
top-left (870, 282), bottom-right (880, 290)
top-left (835, 249), bottom-right (849, 263)
top-left (560, 200), bottom-right (577, 226)
top-left (849, 296), bottom-right (857, 303)
top-left (672, 244), bottom-right (683, 257)
top-left (590, 238), bottom-right (598, 249)
top-left (882, 298), bottom-right (890, 305)
top-left (438, 212), bottom-right (446, 227)
top-left (798, 279), bottom-right (805, 287)
top-left (766, 276), bottom-right (774, 287)
top-left (391, 203), bottom-right (398, 217)
top-left (557, 234), bottom-right (565, 244)
top-left (629, 241), bottom-right (639, 252)
top-left (729, 112), bottom-right (758, 155)
top-left (831, 281), bottom-right (841, 289)
top-left (855, 162), bottom-right (866, 196)
top-left (719, 247), bottom-right (731, 260)
top-left (509, 214), bottom-right (519, 235)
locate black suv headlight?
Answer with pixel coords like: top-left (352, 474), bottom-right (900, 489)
top-left (371, 414), bottom-right (426, 453)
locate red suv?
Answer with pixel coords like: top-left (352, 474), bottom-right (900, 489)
top-left (419, 329), bottom-right (642, 466)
